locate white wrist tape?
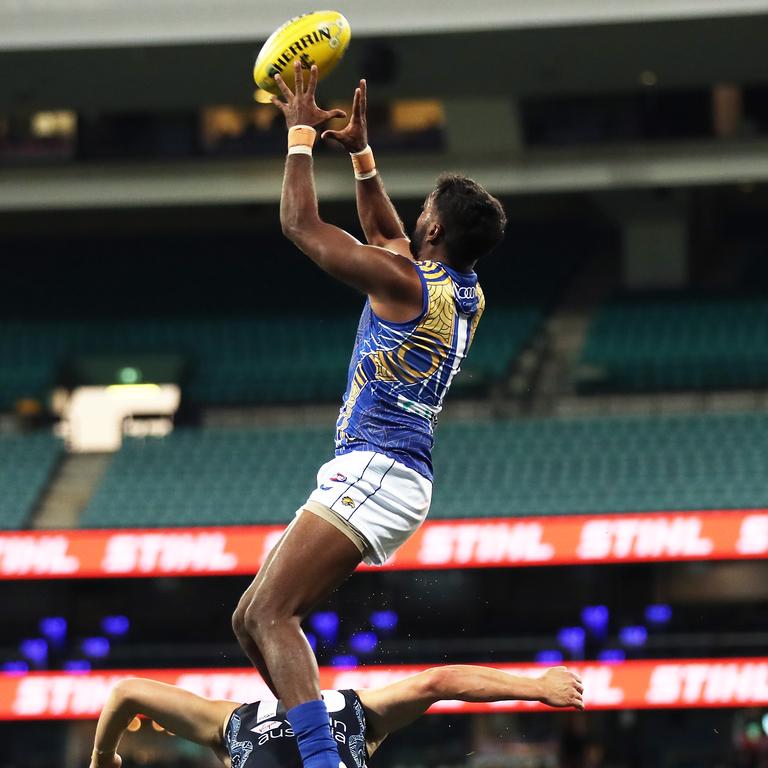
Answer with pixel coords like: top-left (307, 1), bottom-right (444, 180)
top-left (351, 145), bottom-right (376, 180)
top-left (288, 145), bottom-right (313, 156)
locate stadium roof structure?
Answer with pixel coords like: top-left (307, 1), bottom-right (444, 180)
top-left (1, 0), bottom-right (768, 49)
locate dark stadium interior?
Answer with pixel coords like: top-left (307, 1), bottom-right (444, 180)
top-left (4, 563), bottom-right (768, 668)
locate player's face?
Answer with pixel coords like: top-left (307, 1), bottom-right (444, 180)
top-left (410, 194), bottom-right (436, 260)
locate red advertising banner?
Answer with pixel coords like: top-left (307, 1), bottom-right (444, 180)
top-left (1, 659), bottom-right (767, 720)
top-left (0, 509), bottom-right (767, 579)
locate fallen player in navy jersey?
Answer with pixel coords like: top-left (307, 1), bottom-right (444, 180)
top-left (90, 664), bottom-right (583, 768)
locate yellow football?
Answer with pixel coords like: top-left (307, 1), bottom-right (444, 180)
top-left (253, 11), bottom-right (351, 97)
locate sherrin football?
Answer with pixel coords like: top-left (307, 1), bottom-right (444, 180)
top-left (254, 11), bottom-right (351, 97)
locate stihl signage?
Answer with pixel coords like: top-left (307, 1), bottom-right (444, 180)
top-left (0, 510), bottom-right (766, 579)
top-left (1, 659), bottom-right (767, 720)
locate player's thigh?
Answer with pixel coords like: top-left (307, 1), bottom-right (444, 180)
top-left (236, 517), bottom-right (297, 611)
top-left (248, 510), bottom-right (362, 619)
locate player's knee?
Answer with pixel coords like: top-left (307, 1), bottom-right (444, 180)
top-left (231, 603), bottom-right (248, 639)
top-left (243, 591), bottom-right (293, 641)
top-left (243, 593), bottom-right (269, 639)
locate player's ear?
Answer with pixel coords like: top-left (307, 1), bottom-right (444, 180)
top-left (426, 222), bottom-right (443, 244)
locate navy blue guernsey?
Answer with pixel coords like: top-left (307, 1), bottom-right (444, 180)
top-left (225, 689), bottom-right (368, 768)
top-left (335, 260), bottom-right (484, 481)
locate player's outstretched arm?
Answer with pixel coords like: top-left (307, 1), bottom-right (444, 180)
top-left (89, 678), bottom-right (239, 768)
top-left (322, 79), bottom-right (412, 259)
top-left (273, 62), bottom-right (422, 322)
top-left (358, 665), bottom-right (584, 745)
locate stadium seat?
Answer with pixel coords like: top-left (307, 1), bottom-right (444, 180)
top-left (431, 412), bottom-right (768, 518)
top-left (80, 426), bottom-right (331, 528)
top-left (452, 307), bottom-right (542, 391)
top-left (81, 412), bottom-right (768, 528)
top-left (577, 297), bottom-right (768, 392)
top-left (0, 433), bottom-right (62, 530)
top-left (0, 307), bottom-right (541, 409)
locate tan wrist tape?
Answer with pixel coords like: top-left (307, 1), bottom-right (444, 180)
top-left (287, 125), bottom-right (317, 150)
top-left (351, 145), bottom-right (376, 180)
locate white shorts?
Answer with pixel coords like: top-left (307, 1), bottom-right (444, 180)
top-left (298, 450), bottom-right (432, 566)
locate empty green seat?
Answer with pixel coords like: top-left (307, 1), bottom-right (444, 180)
top-left (81, 412), bottom-right (768, 528)
top-left (578, 297), bottom-right (768, 393)
top-left (0, 433), bottom-right (62, 529)
top-left (0, 307), bottom-right (540, 409)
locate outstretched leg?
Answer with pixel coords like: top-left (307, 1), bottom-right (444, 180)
top-left (238, 510), bottom-right (362, 706)
top-left (231, 522), bottom-right (297, 696)
top-left (234, 510), bottom-right (362, 768)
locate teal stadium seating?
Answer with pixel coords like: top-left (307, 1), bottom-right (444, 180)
top-left (80, 427), bottom-right (330, 528)
top-left (0, 306), bottom-right (540, 410)
top-left (453, 307), bottom-right (542, 391)
top-left (0, 433), bottom-right (61, 529)
top-left (578, 297), bottom-right (768, 392)
top-left (81, 412), bottom-right (768, 528)
top-left (0, 316), bottom-right (355, 409)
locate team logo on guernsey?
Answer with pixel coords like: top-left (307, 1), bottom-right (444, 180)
top-left (227, 713), bottom-right (254, 768)
top-left (331, 473), bottom-right (347, 482)
top-left (341, 496), bottom-right (356, 508)
top-left (348, 697), bottom-right (367, 768)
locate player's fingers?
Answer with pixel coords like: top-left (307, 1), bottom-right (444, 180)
top-left (293, 59), bottom-right (303, 94)
top-left (326, 109), bottom-right (347, 120)
top-left (321, 129), bottom-right (341, 141)
top-left (352, 88), bottom-right (361, 121)
top-left (308, 64), bottom-right (319, 95)
top-left (273, 74), bottom-right (293, 100)
top-left (270, 95), bottom-right (286, 111)
top-left (361, 79), bottom-right (367, 115)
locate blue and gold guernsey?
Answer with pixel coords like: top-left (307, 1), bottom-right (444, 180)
top-left (335, 259), bottom-right (485, 481)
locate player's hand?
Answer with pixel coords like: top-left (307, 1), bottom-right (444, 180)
top-left (539, 666), bottom-right (584, 710)
top-left (321, 78), bottom-right (368, 153)
top-left (272, 60), bottom-right (346, 129)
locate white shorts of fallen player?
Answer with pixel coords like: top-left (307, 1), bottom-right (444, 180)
top-left (298, 450), bottom-right (432, 566)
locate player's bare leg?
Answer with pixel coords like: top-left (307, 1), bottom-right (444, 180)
top-left (231, 615), bottom-right (278, 695)
top-left (231, 521), bottom-right (301, 695)
top-left (235, 511), bottom-right (362, 768)
top-left (237, 511), bottom-right (362, 706)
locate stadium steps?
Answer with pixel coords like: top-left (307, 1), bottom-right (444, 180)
top-left (31, 452), bottom-right (113, 530)
top-left (520, 252), bottom-right (616, 410)
top-left (0, 433), bottom-right (62, 530)
top-left (529, 308), bottom-right (592, 405)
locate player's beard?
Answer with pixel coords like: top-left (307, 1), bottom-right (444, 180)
top-left (409, 221), bottom-right (427, 259)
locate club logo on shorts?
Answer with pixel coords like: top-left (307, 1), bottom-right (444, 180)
top-left (330, 473), bottom-right (347, 482)
top-left (341, 496), bottom-right (356, 508)
top-left (319, 484), bottom-right (333, 491)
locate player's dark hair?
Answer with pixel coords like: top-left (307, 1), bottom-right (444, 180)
top-left (431, 173), bottom-right (507, 268)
